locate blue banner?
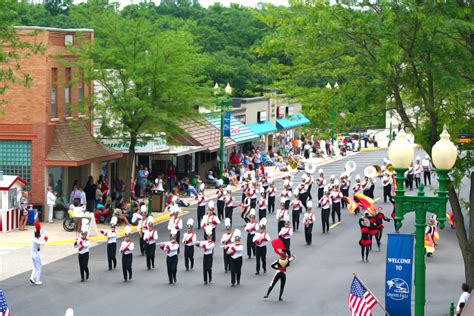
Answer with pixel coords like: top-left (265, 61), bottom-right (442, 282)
top-left (385, 233), bottom-right (414, 316)
top-left (223, 111), bottom-right (231, 137)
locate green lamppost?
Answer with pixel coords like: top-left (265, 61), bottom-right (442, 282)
top-left (214, 82), bottom-right (232, 179)
top-left (389, 110), bottom-right (393, 144)
top-left (326, 82), bottom-right (338, 157)
top-left (388, 129), bottom-right (458, 316)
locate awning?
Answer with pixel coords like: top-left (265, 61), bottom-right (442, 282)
top-left (247, 121), bottom-right (277, 135)
top-left (207, 115), bottom-right (259, 145)
top-left (179, 119), bottom-right (236, 152)
top-left (276, 113), bottom-right (310, 130)
top-left (154, 145), bottom-right (205, 158)
top-left (46, 122), bottom-right (122, 166)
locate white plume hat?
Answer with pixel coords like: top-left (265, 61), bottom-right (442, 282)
top-left (319, 169), bottom-right (324, 174)
top-left (226, 185), bottom-right (232, 191)
top-left (170, 228), bottom-right (177, 237)
top-left (234, 229), bottom-right (241, 238)
top-left (124, 225), bottom-right (131, 236)
top-left (249, 208), bottom-right (256, 217)
top-left (205, 226), bottom-right (213, 236)
top-left (65, 308), bottom-right (74, 316)
top-left (208, 200), bottom-right (215, 209)
top-left (307, 201), bottom-right (313, 209)
top-left (187, 218), bottom-right (194, 226)
top-left (330, 175), bottom-right (335, 179)
top-left (356, 174), bottom-right (361, 180)
top-left (260, 218), bottom-right (267, 227)
top-left (200, 183), bottom-right (205, 191)
top-left (110, 216), bottom-right (118, 226)
top-left (225, 218), bottom-right (231, 227)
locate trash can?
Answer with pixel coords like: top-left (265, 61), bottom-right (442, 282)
top-left (27, 209), bottom-right (38, 225)
top-left (33, 204), bottom-right (43, 222)
top-left (151, 190), bottom-right (165, 212)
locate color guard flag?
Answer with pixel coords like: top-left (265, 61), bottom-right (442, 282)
top-left (0, 289), bottom-right (10, 316)
top-left (348, 276), bottom-right (377, 316)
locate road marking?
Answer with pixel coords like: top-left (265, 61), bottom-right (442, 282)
top-left (0, 213), bottom-right (171, 246)
top-left (329, 221), bottom-right (342, 229)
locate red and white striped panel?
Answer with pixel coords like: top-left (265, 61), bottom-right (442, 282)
top-left (0, 208), bottom-right (20, 232)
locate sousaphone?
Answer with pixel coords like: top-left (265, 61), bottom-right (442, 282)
top-left (344, 161), bottom-right (356, 176)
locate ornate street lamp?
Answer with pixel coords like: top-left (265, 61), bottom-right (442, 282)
top-left (214, 82), bottom-right (232, 179)
top-left (389, 129), bottom-right (457, 316)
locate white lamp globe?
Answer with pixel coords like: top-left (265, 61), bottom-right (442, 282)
top-left (431, 129), bottom-right (457, 170)
top-left (388, 130), bottom-right (414, 169)
top-left (225, 83), bottom-right (232, 95)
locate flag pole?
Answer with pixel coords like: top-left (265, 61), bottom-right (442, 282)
top-left (352, 273), bottom-right (390, 316)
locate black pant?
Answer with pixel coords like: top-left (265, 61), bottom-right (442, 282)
top-left (361, 245), bottom-right (370, 261)
top-left (225, 207), bottom-right (233, 224)
top-left (423, 171), bottom-right (431, 186)
top-left (331, 202), bottom-right (341, 223)
top-left (241, 193), bottom-right (246, 204)
top-left (341, 189), bottom-right (349, 208)
top-left (299, 193), bottom-right (308, 209)
top-left (304, 223), bottom-right (313, 244)
top-left (250, 199), bottom-right (257, 209)
top-left (223, 249), bottom-right (231, 272)
top-left (278, 220), bottom-right (285, 233)
top-left (369, 184), bottom-right (375, 199)
top-left (292, 210), bottom-right (301, 230)
top-left (139, 234), bottom-right (145, 255)
top-left (203, 253), bottom-right (213, 283)
top-left (255, 246), bottom-right (267, 273)
top-left (247, 233), bottom-right (256, 258)
top-left (203, 228), bottom-right (216, 242)
top-left (406, 174), bottom-right (414, 190)
top-left (166, 255), bottom-right (178, 283)
top-left (415, 176), bottom-right (421, 188)
top-left (107, 243), bottom-right (117, 269)
top-left (308, 184), bottom-right (313, 200)
top-left (197, 206), bottom-right (205, 229)
top-left (258, 208), bottom-right (266, 220)
top-left (78, 252), bottom-right (89, 281)
top-left (317, 188), bottom-right (324, 206)
top-left (268, 196), bottom-right (275, 213)
top-left (184, 245), bottom-right (194, 270)
top-left (217, 200), bottom-right (225, 220)
top-left (122, 253), bottom-right (132, 281)
top-left (383, 185), bottom-right (394, 203)
top-left (266, 271), bottom-right (286, 299)
top-left (230, 256), bottom-right (243, 285)
top-left (321, 208), bottom-right (330, 233)
top-left (281, 238), bottom-right (290, 252)
top-left (145, 243), bottom-right (156, 269)
top-left (284, 200), bottom-right (290, 210)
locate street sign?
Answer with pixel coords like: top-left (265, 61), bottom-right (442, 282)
top-left (224, 111), bottom-right (231, 137)
top-left (385, 233), bottom-right (414, 316)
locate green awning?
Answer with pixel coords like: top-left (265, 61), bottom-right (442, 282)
top-left (276, 113), bottom-right (310, 130)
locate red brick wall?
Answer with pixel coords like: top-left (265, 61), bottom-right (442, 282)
top-left (0, 28), bottom-right (93, 213)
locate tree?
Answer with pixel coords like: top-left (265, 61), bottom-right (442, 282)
top-left (259, 0), bottom-right (474, 285)
top-left (71, 9), bottom-right (208, 201)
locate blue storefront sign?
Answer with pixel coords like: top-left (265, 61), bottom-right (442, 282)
top-left (223, 111), bottom-right (231, 137)
top-left (385, 233), bottom-right (414, 316)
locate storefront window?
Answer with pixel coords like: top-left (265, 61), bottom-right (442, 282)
top-left (0, 140), bottom-right (31, 185)
top-left (47, 166), bottom-right (64, 198)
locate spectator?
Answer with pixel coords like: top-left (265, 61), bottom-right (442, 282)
top-left (166, 163), bottom-right (177, 192)
top-left (457, 283), bottom-right (470, 315)
top-left (363, 133), bottom-right (369, 148)
top-left (69, 184), bottom-right (82, 206)
top-left (137, 165), bottom-right (147, 197)
top-left (229, 148), bottom-right (240, 167)
top-left (207, 170), bottom-right (222, 188)
top-left (253, 150), bottom-right (262, 170)
top-left (46, 186), bottom-right (57, 224)
top-left (83, 176), bottom-right (97, 212)
top-left (18, 191), bottom-right (29, 231)
top-left (182, 177), bottom-right (198, 197)
top-left (71, 202), bottom-right (84, 237)
top-left (154, 175), bottom-right (165, 192)
top-left (114, 177), bottom-right (124, 200)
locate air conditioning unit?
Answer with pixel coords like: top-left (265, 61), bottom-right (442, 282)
top-left (65, 35), bottom-right (73, 46)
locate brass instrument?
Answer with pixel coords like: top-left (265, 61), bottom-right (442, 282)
top-left (364, 166), bottom-right (377, 179)
top-left (344, 161), bottom-right (357, 176)
top-left (385, 163), bottom-right (394, 175)
top-left (288, 160), bottom-right (298, 172)
top-left (373, 164), bottom-right (382, 177)
top-left (304, 161), bottom-right (317, 174)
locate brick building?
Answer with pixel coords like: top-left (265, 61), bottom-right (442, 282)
top-left (0, 26), bottom-right (121, 219)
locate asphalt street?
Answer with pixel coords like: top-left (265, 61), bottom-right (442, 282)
top-left (1, 150), bottom-right (467, 316)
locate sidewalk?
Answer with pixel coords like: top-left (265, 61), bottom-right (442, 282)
top-left (0, 151), bottom-right (358, 281)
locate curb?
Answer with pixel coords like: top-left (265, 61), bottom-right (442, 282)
top-left (0, 213), bottom-right (171, 246)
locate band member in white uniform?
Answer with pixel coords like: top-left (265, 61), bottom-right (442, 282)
top-left (278, 215), bottom-right (293, 253)
top-left (319, 189), bottom-right (332, 234)
top-left (160, 229), bottom-right (179, 284)
top-left (216, 186), bottom-right (226, 220)
top-left (30, 221), bottom-right (48, 285)
top-left (244, 209), bottom-right (258, 259)
top-left (316, 169), bottom-right (326, 206)
top-left (201, 201), bottom-right (220, 241)
top-left (267, 179), bottom-right (277, 214)
top-left (330, 183), bottom-right (343, 224)
top-left (253, 218), bottom-right (270, 274)
top-left (196, 226), bottom-right (215, 284)
top-left (290, 192), bottom-right (303, 231)
top-left (227, 229), bottom-right (244, 287)
top-left (303, 201), bottom-right (316, 245)
top-left (100, 216), bottom-right (117, 270)
top-left (120, 226), bottom-right (134, 282)
top-left (144, 216), bottom-right (158, 270)
top-left (195, 186), bottom-right (207, 229)
top-left (182, 219), bottom-right (197, 271)
top-left (280, 180), bottom-right (292, 210)
top-left (276, 202), bottom-right (288, 232)
top-left (224, 186), bottom-right (235, 224)
top-left (168, 210), bottom-right (183, 254)
top-left (257, 188), bottom-right (268, 220)
top-left (74, 229), bottom-right (90, 282)
top-left (220, 218), bottom-right (234, 273)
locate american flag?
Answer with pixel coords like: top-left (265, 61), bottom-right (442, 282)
top-left (348, 276), bottom-right (377, 316)
top-left (0, 289), bottom-right (10, 316)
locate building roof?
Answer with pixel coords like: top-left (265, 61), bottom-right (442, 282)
top-left (247, 121), bottom-right (278, 135)
top-left (179, 119), bottom-right (236, 152)
top-left (46, 122), bottom-right (122, 166)
top-left (0, 175), bottom-right (28, 191)
top-left (276, 113), bottom-right (310, 130)
top-left (14, 26), bottom-right (94, 33)
top-left (207, 115), bottom-right (260, 145)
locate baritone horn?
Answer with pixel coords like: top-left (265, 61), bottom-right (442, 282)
top-left (288, 160), bottom-right (298, 172)
top-left (364, 166), bottom-right (377, 179)
top-left (344, 161), bottom-right (356, 175)
top-left (386, 163), bottom-right (394, 174)
top-left (373, 164), bottom-right (382, 177)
